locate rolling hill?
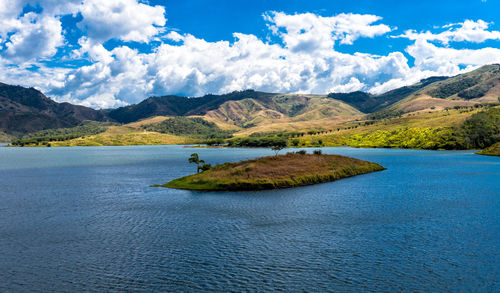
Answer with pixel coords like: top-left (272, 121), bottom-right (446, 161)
top-left (327, 76), bottom-right (448, 113)
top-left (0, 83), bottom-right (109, 135)
top-left (381, 64), bottom-right (500, 114)
top-left (106, 90), bottom-right (277, 123)
top-left (1, 64), bottom-right (499, 147)
top-left (203, 93), bottom-right (361, 129)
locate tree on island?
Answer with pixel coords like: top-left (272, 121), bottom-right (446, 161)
top-left (270, 139), bottom-right (287, 156)
top-left (189, 153), bottom-right (212, 173)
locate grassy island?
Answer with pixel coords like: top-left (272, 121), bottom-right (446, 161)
top-left (477, 142), bottom-right (500, 156)
top-left (157, 153), bottom-right (385, 191)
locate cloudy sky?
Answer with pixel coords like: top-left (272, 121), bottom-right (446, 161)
top-left (1, 0), bottom-right (500, 108)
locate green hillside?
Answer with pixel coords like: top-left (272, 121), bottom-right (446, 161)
top-left (381, 64), bottom-right (500, 115)
top-left (3, 64), bottom-right (500, 148)
top-left (477, 142), bottom-right (500, 156)
top-left (10, 122), bottom-right (112, 146)
top-left (143, 117), bottom-right (234, 139)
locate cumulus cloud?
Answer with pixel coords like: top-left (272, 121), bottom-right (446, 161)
top-left (45, 11), bottom-right (403, 107)
top-left (3, 13), bottom-right (64, 62)
top-left (407, 39), bottom-right (500, 74)
top-left (50, 29), bottom-right (412, 107)
top-left (77, 0), bottom-right (166, 43)
top-left (396, 19), bottom-right (500, 44)
top-left (0, 0), bottom-right (66, 63)
top-left (264, 12), bottom-right (392, 52)
top-left (1, 2), bottom-right (500, 109)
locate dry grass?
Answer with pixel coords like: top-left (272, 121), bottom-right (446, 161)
top-left (394, 95), bottom-right (478, 113)
top-left (50, 126), bottom-right (192, 146)
top-left (125, 116), bottom-right (171, 129)
top-left (233, 115), bottom-right (364, 136)
top-left (160, 153), bottom-right (385, 191)
top-left (203, 96), bottom-right (361, 135)
top-left (0, 131), bottom-right (13, 143)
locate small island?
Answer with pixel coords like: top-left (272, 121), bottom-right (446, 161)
top-left (156, 152), bottom-right (385, 191)
top-left (477, 142), bottom-right (500, 156)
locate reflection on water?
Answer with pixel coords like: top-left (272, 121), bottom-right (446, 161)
top-left (0, 146), bottom-right (498, 291)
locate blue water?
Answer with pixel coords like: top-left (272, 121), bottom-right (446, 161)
top-left (0, 146), bottom-right (498, 292)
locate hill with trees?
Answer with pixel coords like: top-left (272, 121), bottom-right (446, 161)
top-left (327, 76), bottom-right (448, 113)
top-left (0, 82), bottom-right (109, 135)
top-left (1, 64), bottom-right (499, 150)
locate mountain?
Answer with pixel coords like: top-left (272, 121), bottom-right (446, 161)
top-left (327, 64), bottom-right (500, 115)
top-left (327, 76), bottom-right (448, 113)
top-left (384, 64), bottom-right (500, 114)
top-left (0, 83), bottom-right (109, 135)
top-left (108, 90), bottom-right (360, 128)
top-left (203, 93), bottom-right (360, 129)
top-left (1, 64), bottom-right (499, 138)
top-left (107, 90), bottom-right (277, 123)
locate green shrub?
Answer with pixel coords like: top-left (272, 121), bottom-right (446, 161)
top-left (228, 137), bottom-right (288, 148)
top-left (11, 122), bottom-right (109, 146)
top-left (144, 117), bottom-right (234, 139)
top-left (458, 107), bottom-right (500, 148)
top-left (428, 76), bottom-right (481, 99)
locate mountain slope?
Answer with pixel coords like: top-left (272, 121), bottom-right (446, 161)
top-left (2, 64), bottom-right (499, 140)
top-left (327, 76), bottom-right (448, 113)
top-left (108, 90), bottom-right (361, 132)
top-left (0, 83), bottom-right (109, 135)
top-left (425, 64), bottom-right (500, 100)
top-left (107, 90), bottom-right (276, 123)
top-left (204, 94), bottom-right (361, 129)
top-left (385, 64), bottom-right (500, 114)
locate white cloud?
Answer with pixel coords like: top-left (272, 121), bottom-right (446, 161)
top-left (0, 0), bottom-right (69, 64)
top-left (1, 3), bottom-right (500, 109)
top-left (77, 93), bottom-right (129, 109)
top-left (77, 0), bottom-right (166, 43)
top-left (407, 39), bottom-right (500, 74)
top-left (3, 13), bottom-right (64, 62)
top-left (396, 19), bottom-right (500, 44)
top-left (41, 11), bottom-right (400, 108)
top-left (264, 12), bottom-right (392, 53)
top-left (48, 28), bottom-right (411, 107)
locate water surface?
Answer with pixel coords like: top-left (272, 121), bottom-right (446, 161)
top-left (0, 146), bottom-right (498, 291)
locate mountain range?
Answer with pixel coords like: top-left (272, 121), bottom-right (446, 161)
top-left (1, 64), bottom-right (499, 138)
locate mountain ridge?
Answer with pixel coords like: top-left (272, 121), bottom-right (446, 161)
top-left (1, 64), bottom-right (499, 137)
top-left (0, 83), bottom-right (109, 135)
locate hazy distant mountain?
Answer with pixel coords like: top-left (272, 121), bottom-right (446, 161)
top-left (0, 83), bottom-right (108, 135)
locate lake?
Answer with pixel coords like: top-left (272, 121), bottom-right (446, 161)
top-left (0, 146), bottom-right (498, 292)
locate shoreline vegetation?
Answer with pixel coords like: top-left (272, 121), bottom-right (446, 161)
top-left (155, 152), bottom-right (385, 191)
top-left (5, 105), bottom-right (499, 154)
top-left (2, 65), bottom-right (499, 153)
top-left (477, 142), bottom-right (500, 156)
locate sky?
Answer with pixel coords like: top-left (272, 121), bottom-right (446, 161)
top-left (1, 0), bottom-right (500, 108)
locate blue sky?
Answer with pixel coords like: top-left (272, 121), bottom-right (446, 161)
top-left (0, 0), bottom-right (500, 108)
